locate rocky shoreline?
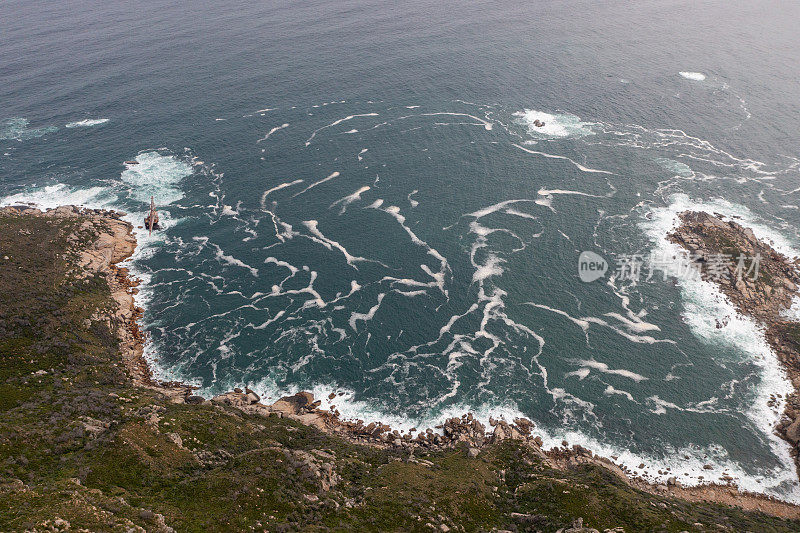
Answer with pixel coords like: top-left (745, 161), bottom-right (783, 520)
top-left (5, 204), bottom-right (800, 520)
top-left (669, 211), bottom-right (800, 477)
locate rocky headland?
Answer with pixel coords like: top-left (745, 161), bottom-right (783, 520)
top-left (669, 210), bottom-right (800, 473)
top-left (2, 204), bottom-right (800, 531)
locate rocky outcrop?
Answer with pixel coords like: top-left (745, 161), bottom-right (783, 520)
top-left (669, 211), bottom-right (800, 473)
top-left (285, 449), bottom-right (340, 491)
top-left (668, 211), bottom-right (800, 321)
top-left (0, 205), bottom-right (583, 458)
top-left (555, 517), bottom-right (600, 533)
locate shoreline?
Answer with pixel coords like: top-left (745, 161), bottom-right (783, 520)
top-left (6, 203), bottom-right (800, 518)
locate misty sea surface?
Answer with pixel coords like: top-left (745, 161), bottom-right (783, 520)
top-left (3, 0), bottom-right (800, 500)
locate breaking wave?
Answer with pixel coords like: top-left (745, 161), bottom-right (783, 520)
top-left (120, 151), bottom-right (193, 205)
top-left (0, 184), bottom-right (112, 210)
top-left (639, 193), bottom-right (799, 500)
top-left (679, 71), bottom-right (707, 81)
top-left (513, 109), bottom-right (595, 138)
top-left (5, 99), bottom-right (800, 502)
top-left (65, 118), bottom-right (110, 128)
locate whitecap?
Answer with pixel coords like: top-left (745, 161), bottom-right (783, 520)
top-left (679, 71), bottom-right (706, 81)
top-left (260, 179), bottom-right (303, 209)
top-left (573, 359), bottom-right (648, 382)
top-left (513, 143), bottom-right (613, 174)
top-left (349, 293), bottom-right (386, 331)
top-left (330, 185), bottom-right (370, 215)
top-left (417, 112), bottom-right (493, 130)
top-left (208, 242), bottom-right (259, 277)
top-left (65, 118), bottom-right (110, 128)
top-left (305, 113), bottom-right (378, 146)
top-left (604, 385), bottom-right (635, 402)
top-left (0, 183), bottom-right (112, 210)
top-left (256, 123), bottom-right (289, 143)
top-left (292, 171), bottom-right (341, 197)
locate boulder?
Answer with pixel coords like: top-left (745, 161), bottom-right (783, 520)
top-left (270, 391), bottom-right (315, 415)
top-left (211, 391), bottom-right (249, 408)
top-left (245, 387), bottom-right (260, 404)
top-left (785, 416), bottom-right (800, 445)
top-left (492, 420), bottom-right (521, 442)
top-left (513, 417), bottom-right (534, 435)
top-left (166, 432), bottom-right (183, 447)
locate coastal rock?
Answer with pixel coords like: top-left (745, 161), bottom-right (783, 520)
top-left (5, 205), bottom-right (800, 528)
top-left (271, 391), bottom-right (315, 415)
top-left (296, 412), bottom-right (328, 431)
top-left (491, 420), bottom-right (521, 442)
top-left (785, 417), bottom-right (800, 445)
top-left (211, 391), bottom-right (250, 408)
top-left (245, 387), bottom-right (260, 404)
top-left (51, 205), bottom-right (81, 218)
top-left (513, 417), bottom-right (535, 435)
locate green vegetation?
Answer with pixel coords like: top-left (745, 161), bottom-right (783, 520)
top-left (1, 211), bottom-right (799, 532)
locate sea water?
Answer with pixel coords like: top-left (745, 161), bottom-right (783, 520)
top-left (3, 0), bottom-right (800, 501)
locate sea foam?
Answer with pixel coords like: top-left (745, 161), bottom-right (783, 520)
top-left (0, 184), bottom-right (111, 210)
top-left (513, 109), bottom-right (595, 138)
top-left (219, 373), bottom-right (800, 502)
top-left (121, 151), bottom-right (193, 205)
top-left (0, 118), bottom-right (58, 141)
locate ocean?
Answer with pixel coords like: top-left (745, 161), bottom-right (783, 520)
top-left (3, 0), bottom-right (800, 501)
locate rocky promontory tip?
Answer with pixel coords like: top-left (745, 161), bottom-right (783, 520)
top-left (668, 210), bottom-right (800, 321)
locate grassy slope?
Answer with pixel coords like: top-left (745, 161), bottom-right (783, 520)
top-left (0, 212), bottom-right (798, 532)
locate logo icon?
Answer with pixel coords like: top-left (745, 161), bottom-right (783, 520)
top-left (578, 251), bottom-right (608, 282)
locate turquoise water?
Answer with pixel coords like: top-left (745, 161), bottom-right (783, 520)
top-left (3, 0), bottom-right (800, 500)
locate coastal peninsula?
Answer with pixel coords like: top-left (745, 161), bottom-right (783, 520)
top-left (669, 211), bottom-right (800, 472)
